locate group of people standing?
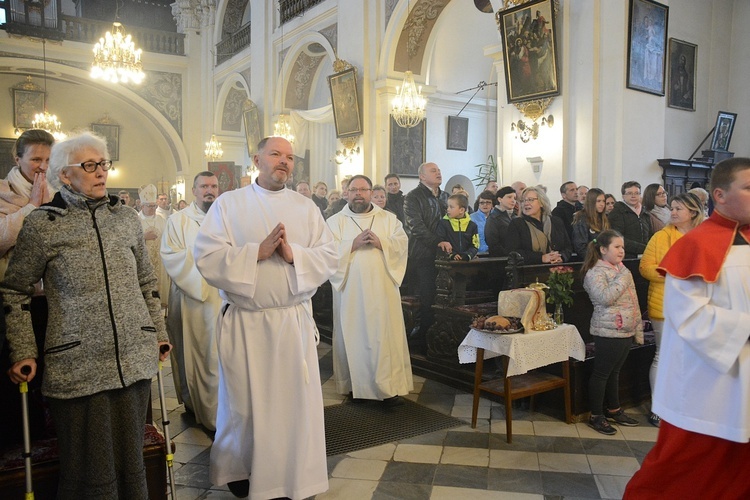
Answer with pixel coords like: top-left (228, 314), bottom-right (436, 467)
top-left (1, 127), bottom-right (747, 499)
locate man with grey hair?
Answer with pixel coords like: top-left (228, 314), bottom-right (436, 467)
top-left (689, 187), bottom-right (710, 217)
top-left (403, 162), bottom-right (448, 354)
top-left (160, 171), bottom-right (222, 431)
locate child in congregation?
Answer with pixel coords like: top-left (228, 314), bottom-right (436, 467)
top-left (437, 193), bottom-right (479, 261)
top-left (581, 229), bottom-right (643, 435)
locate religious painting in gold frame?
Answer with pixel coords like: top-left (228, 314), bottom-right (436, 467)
top-left (328, 67), bottom-right (362, 138)
top-left (498, 0), bottom-right (560, 103)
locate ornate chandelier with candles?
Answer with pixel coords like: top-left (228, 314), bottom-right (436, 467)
top-left (273, 115), bottom-right (295, 144)
top-left (391, 70), bottom-right (426, 129)
top-left (91, 22), bottom-right (144, 84)
top-left (204, 135), bottom-right (223, 160)
top-left (32, 40), bottom-right (66, 140)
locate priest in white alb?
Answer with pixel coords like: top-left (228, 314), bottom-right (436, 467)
top-left (160, 171), bottom-right (221, 431)
top-left (327, 174), bottom-right (413, 402)
top-left (193, 137), bottom-right (337, 500)
top-left (138, 184), bottom-right (169, 307)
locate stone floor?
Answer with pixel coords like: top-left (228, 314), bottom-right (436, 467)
top-left (151, 342), bottom-right (656, 499)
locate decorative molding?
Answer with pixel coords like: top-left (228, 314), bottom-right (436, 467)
top-left (319, 23), bottom-right (338, 50)
top-left (240, 67), bottom-right (252, 92)
top-left (221, 0), bottom-right (247, 35)
top-left (404, 0), bottom-right (448, 59)
top-left (130, 71), bottom-right (183, 137)
top-left (285, 52), bottom-right (324, 110)
top-left (221, 85), bottom-right (247, 132)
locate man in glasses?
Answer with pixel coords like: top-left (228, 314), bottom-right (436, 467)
top-left (326, 174), bottom-right (413, 405)
top-left (608, 181), bottom-right (653, 258)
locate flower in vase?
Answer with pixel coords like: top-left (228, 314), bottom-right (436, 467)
top-left (546, 266), bottom-right (574, 307)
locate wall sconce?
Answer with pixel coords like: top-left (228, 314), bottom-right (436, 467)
top-left (510, 115), bottom-right (554, 143)
top-left (526, 156), bottom-right (544, 173)
top-left (333, 136), bottom-right (361, 165)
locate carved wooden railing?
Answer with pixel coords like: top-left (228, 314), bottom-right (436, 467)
top-left (216, 22), bottom-right (251, 65)
top-left (280, 0), bottom-right (327, 24)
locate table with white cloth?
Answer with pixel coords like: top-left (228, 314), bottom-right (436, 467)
top-left (458, 324), bottom-right (586, 442)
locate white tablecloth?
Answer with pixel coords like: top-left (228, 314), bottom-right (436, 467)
top-left (458, 324), bottom-right (586, 376)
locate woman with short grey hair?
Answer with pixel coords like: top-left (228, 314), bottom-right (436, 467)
top-left (505, 185), bottom-right (573, 264)
top-left (4, 130), bottom-right (171, 499)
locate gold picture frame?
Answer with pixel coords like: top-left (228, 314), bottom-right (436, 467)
top-left (91, 123), bottom-right (120, 161)
top-left (243, 100), bottom-right (262, 156)
top-left (13, 88), bottom-right (45, 129)
top-left (328, 67), bottom-right (363, 138)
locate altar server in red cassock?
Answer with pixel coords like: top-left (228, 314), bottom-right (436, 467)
top-left (625, 157), bottom-right (750, 499)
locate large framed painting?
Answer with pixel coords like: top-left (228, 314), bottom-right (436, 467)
top-left (13, 88), bottom-right (45, 129)
top-left (498, 0), bottom-right (560, 103)
top-left (243, 99), bottom-right (262, 156)
top-left (667, 38), bottom-right (696, 111)
top-left (626, 0), bottom-right (669, 96)
top-left (91, 123), bottom-right (120, 161)
top-left (209, 161), bottom-right (242, 194)
top-left (328, 67), bottom-right (362, 138)
top-left (0, 138), bottom-right (17, 179)
top-left (709, 111), bottom-right (737, 152)
top-left (389, 117), bottom-right (425, 178)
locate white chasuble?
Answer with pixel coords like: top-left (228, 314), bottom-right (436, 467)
top-left (160, 202), bottom-right (221, 430)
top-left (327, 204), bottom-right (413, 399)
top-left (194, 184), bottom-right (337, 499)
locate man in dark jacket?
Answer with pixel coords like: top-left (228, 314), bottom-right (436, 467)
top-left (608, 181), bottom-right (652, 258)
top-left (551, 181), bottom-right (582, 241)
top-left (385, 173), bottom-right (405, 223)
top-left (403, 163), bottom-right (448, 354)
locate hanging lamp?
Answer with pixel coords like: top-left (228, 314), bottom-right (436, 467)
top-left (32, 39), bottom-right (66, 140)
top-left (391, 0), bottom-right (426, 129)
top-left (91, 1), bottom-right (144, 84)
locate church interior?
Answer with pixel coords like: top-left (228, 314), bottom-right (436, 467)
top-left (1, 0), bottom-right (748, 498)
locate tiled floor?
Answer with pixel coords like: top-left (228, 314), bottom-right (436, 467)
top-left (151, 342), bottom-right (656, 499)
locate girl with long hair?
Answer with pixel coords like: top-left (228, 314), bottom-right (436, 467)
top-left (572, 188), bottom-right (610, 257)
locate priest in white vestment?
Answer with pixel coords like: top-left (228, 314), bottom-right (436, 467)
top-left (160, 172), bottom-right (222, 431)
top-left (327, 175), bottom-right (413, 401)
top-left (138, 184), bottom-right (169, 307)
top-left (194, 137), bottom-right (337, 500)
top-left (156, 192), bottom-right (173, 220)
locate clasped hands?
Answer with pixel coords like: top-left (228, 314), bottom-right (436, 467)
top-left (352, 229), bottom-right (382, 251)
top-left (542, 250), bottom-right (563, 264)
top-left (258, 223), bottom-right (294, 263)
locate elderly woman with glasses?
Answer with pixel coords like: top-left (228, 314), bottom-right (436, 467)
top-left (505, 185), bottom-right (573, 264)
top-left (3, 131), bottom-right (170, 499)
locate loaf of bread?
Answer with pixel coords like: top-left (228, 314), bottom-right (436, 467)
top-left (484, 315), bottom-right (511, 329)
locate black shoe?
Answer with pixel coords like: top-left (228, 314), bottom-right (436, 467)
top-left (227, 479), bottom-right (250, 498)
top-left (648, 413), bottom-right (661, 428)
top-left (588, 415), bottom-right (617, 435)
top-left (605, 408), bottom-right (639, 427)
top-left (382, 396), bottom-right (405, 407)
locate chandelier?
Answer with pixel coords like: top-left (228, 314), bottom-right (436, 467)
top-left (204, 134), bottom-right (223, 160)
top-left (91, 22), bottom-right (144, 84)
top-left (334, 136), bottom-right (361, 165)
top-left (33, 40), bottom-right (66, 140)
top-left (391, 70), bottom-right (426, 129)
top-left (273, 115), bottom-right (295, 143)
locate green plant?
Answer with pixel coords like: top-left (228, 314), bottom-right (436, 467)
top-left (546, 266), bottom-right (574, 307)
top-left (472, 154), bottom-right (497, 189)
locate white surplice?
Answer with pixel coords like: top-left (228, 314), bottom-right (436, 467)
top-left (139, 211), bottom-right (170, 307)
top-left (654, 245), bottom-right (750, 443)
top-left (160, 202), bottom-right (221, 430)
top-left (327, 204), bottom-right (413, 399)
top-left (193, 184), bottom-right (337, 500)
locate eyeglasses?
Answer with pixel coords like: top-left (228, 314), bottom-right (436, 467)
top-left (348, 187), bottom-right (371, 194)
top-left (521, 197), bottom-right (538, 203)
top-left (67, 160), bottom-right (114, 173)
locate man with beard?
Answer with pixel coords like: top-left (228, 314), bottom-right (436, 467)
top-left (326, 175), bottom-right (413, 404)
top-left (160, 171), bottom-right (221, 431)
top-left (194, 137), bottom-right (337, 499)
